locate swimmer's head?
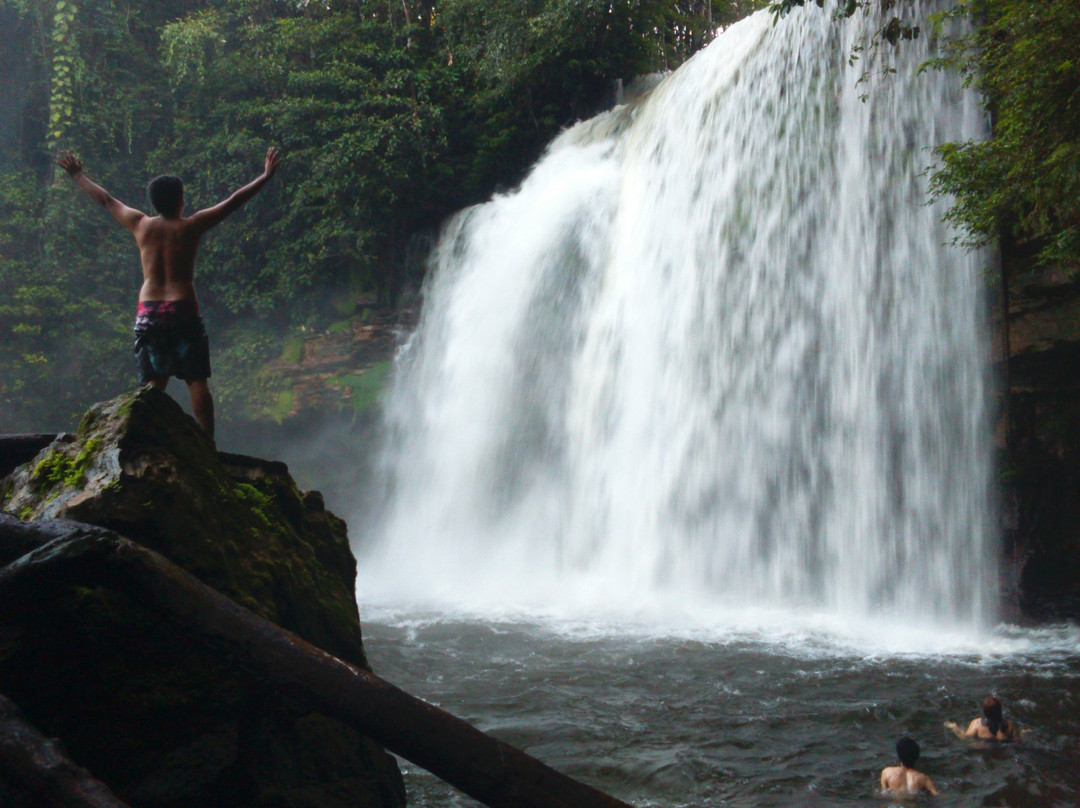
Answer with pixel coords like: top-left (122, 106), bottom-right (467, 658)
top-left (896, 736), bottom-right (920, 768)
top-left (983, 695), bottom-right (1003, 730)
top-left (147, 174), bottom-right (184, 217)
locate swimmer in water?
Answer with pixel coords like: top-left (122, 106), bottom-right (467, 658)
top-left (944, 695), bottom-right (1023, 742)
top-left (880, 736), bottom-right (939, 796)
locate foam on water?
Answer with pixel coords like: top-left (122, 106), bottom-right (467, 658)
top-left (359, 600), bottom-right (1080, 667)
top-left (355, 1), bottom-right (997, 645)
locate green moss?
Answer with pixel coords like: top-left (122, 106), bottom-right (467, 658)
top-left (279, 335), bottom-right (304, 364)
top-left (328, 310), bottom-right (376, 334)
top-left (72, 438), bottom-right (102, 479)
top-left (267, 389), bottom-right (294, 424)
top-left (331, 294), bottom-right (356, 317)
top-left (78, 396), bottom-right (131, 436)
top-left (30, 452), bottom-right (61, 487)
top-left (234, 482), bottom-right (275, 528)
top-left (30, 437), bottom-right (101, 493)
top-left (328, 361), bottom-right (392, 414)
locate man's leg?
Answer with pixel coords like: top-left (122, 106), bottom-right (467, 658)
top-left (186, 379), bottom-right (215, 441)
top-left (147, 378), bottom-right (169, 392)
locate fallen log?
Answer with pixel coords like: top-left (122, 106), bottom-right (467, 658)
top-left (0, 515), bottom-right (88, 567)
top-left (0, 693), bottom-right (132, 808)
top-left (0, 520), bottom-right (634, 808)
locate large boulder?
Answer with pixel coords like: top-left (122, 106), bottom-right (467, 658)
top-left (0, 387), bottom-right (404, 808)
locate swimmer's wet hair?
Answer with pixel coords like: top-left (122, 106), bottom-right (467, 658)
top-left (147, 174), bottom-right (184, 217)
top-left (896, 736), bottom-right (920, 768)
top-left (982, 695), bottom-right (1003, 734)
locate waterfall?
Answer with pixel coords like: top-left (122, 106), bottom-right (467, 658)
top-left (357, 1), bottom-right (995, 631)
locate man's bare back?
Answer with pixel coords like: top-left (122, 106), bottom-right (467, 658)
top-left (57, 147), bottom-right (281, 439)
top-left (881, 737), bottom-right (938, 797)
top-left (132, 214), bottom-right (205, 303)
top-left (59, 148), bottom-right (281, 305)
top-left (880, 764), bottom-right (939, 796)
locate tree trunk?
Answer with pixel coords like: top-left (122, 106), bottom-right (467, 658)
top-left (0, 693), bottom-right (132, 808)
top-left (0, 518), bottom-right (633, 808)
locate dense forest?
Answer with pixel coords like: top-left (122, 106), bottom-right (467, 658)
top-left (0, 0), bottom-right (1076, 431)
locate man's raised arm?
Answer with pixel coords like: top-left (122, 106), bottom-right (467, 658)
top-left (189, 147), bottom-right (281, 233)
top-left (56, 150), bottom-right (144, 231)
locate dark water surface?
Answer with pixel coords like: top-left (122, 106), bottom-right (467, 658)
top-left (360, 615), bottom-right (1080, 807)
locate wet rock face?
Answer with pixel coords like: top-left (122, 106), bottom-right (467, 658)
top-left (0, 387), bottom-right (404, 808)
top-left (1008, 262), bottom-right (1080, 371)
top-left (1006, 392), bottom-right (1080, 618)
top-left (1002, 246), bottom-right (1080, 619)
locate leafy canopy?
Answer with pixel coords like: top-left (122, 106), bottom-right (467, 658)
top-left (926, 0), bottom-right (1080, 271)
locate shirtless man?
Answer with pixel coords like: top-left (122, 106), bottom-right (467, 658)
top-left (944, 695), bottom-right (1022, 742)
top-left (57, 147), bottom-right (281, 440)
top-left (880, 736), bottom-right (939, 796)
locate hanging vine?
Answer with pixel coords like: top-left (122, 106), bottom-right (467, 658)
top-left (47, 0), bottom-right (78, 148)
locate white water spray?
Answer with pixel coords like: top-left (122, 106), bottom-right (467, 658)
top-left (357, 1), bottom-right (994, 631)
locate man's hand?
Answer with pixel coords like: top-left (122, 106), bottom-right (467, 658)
top-left (55, 150), bottom-right (142, 228)
top-left (57, 150), bottom-right (83, 177)
top-left (264, 147), bottom-right (282, 178)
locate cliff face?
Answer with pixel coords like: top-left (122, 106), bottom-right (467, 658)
top-left (0, 387), bottom-right (405, 807)
top-left (1001, 243), bottom-right (1080, 618)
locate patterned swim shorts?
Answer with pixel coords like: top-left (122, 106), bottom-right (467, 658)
top-left (133, 300), bottom-right (211, 383)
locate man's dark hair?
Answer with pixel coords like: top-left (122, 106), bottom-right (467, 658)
top-left (896, 736), bottom-right (920, 768)
top-left (147, 174), bottom-right (184, 217)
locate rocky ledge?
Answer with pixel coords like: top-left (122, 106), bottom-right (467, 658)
top-left (0, 387), bottom-right (404, 808)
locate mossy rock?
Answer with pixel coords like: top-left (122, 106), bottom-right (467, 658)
top-left (0, 387), bottom-right (404, 807)
top-left (3, 387), bottom-right (363, 664)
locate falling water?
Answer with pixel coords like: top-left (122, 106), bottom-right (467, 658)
top-left (358, 0), bottom-right (994, 634)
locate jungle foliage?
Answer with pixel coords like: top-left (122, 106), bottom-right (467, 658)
top-left (0, 0), bottom-right (1076, 431)
top-left (771, 0), bottom-right (1079, 270)
top-left (0, 0), bottom-right (768, 430)
top-left (925, 0), bottom-right (1080, 272)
